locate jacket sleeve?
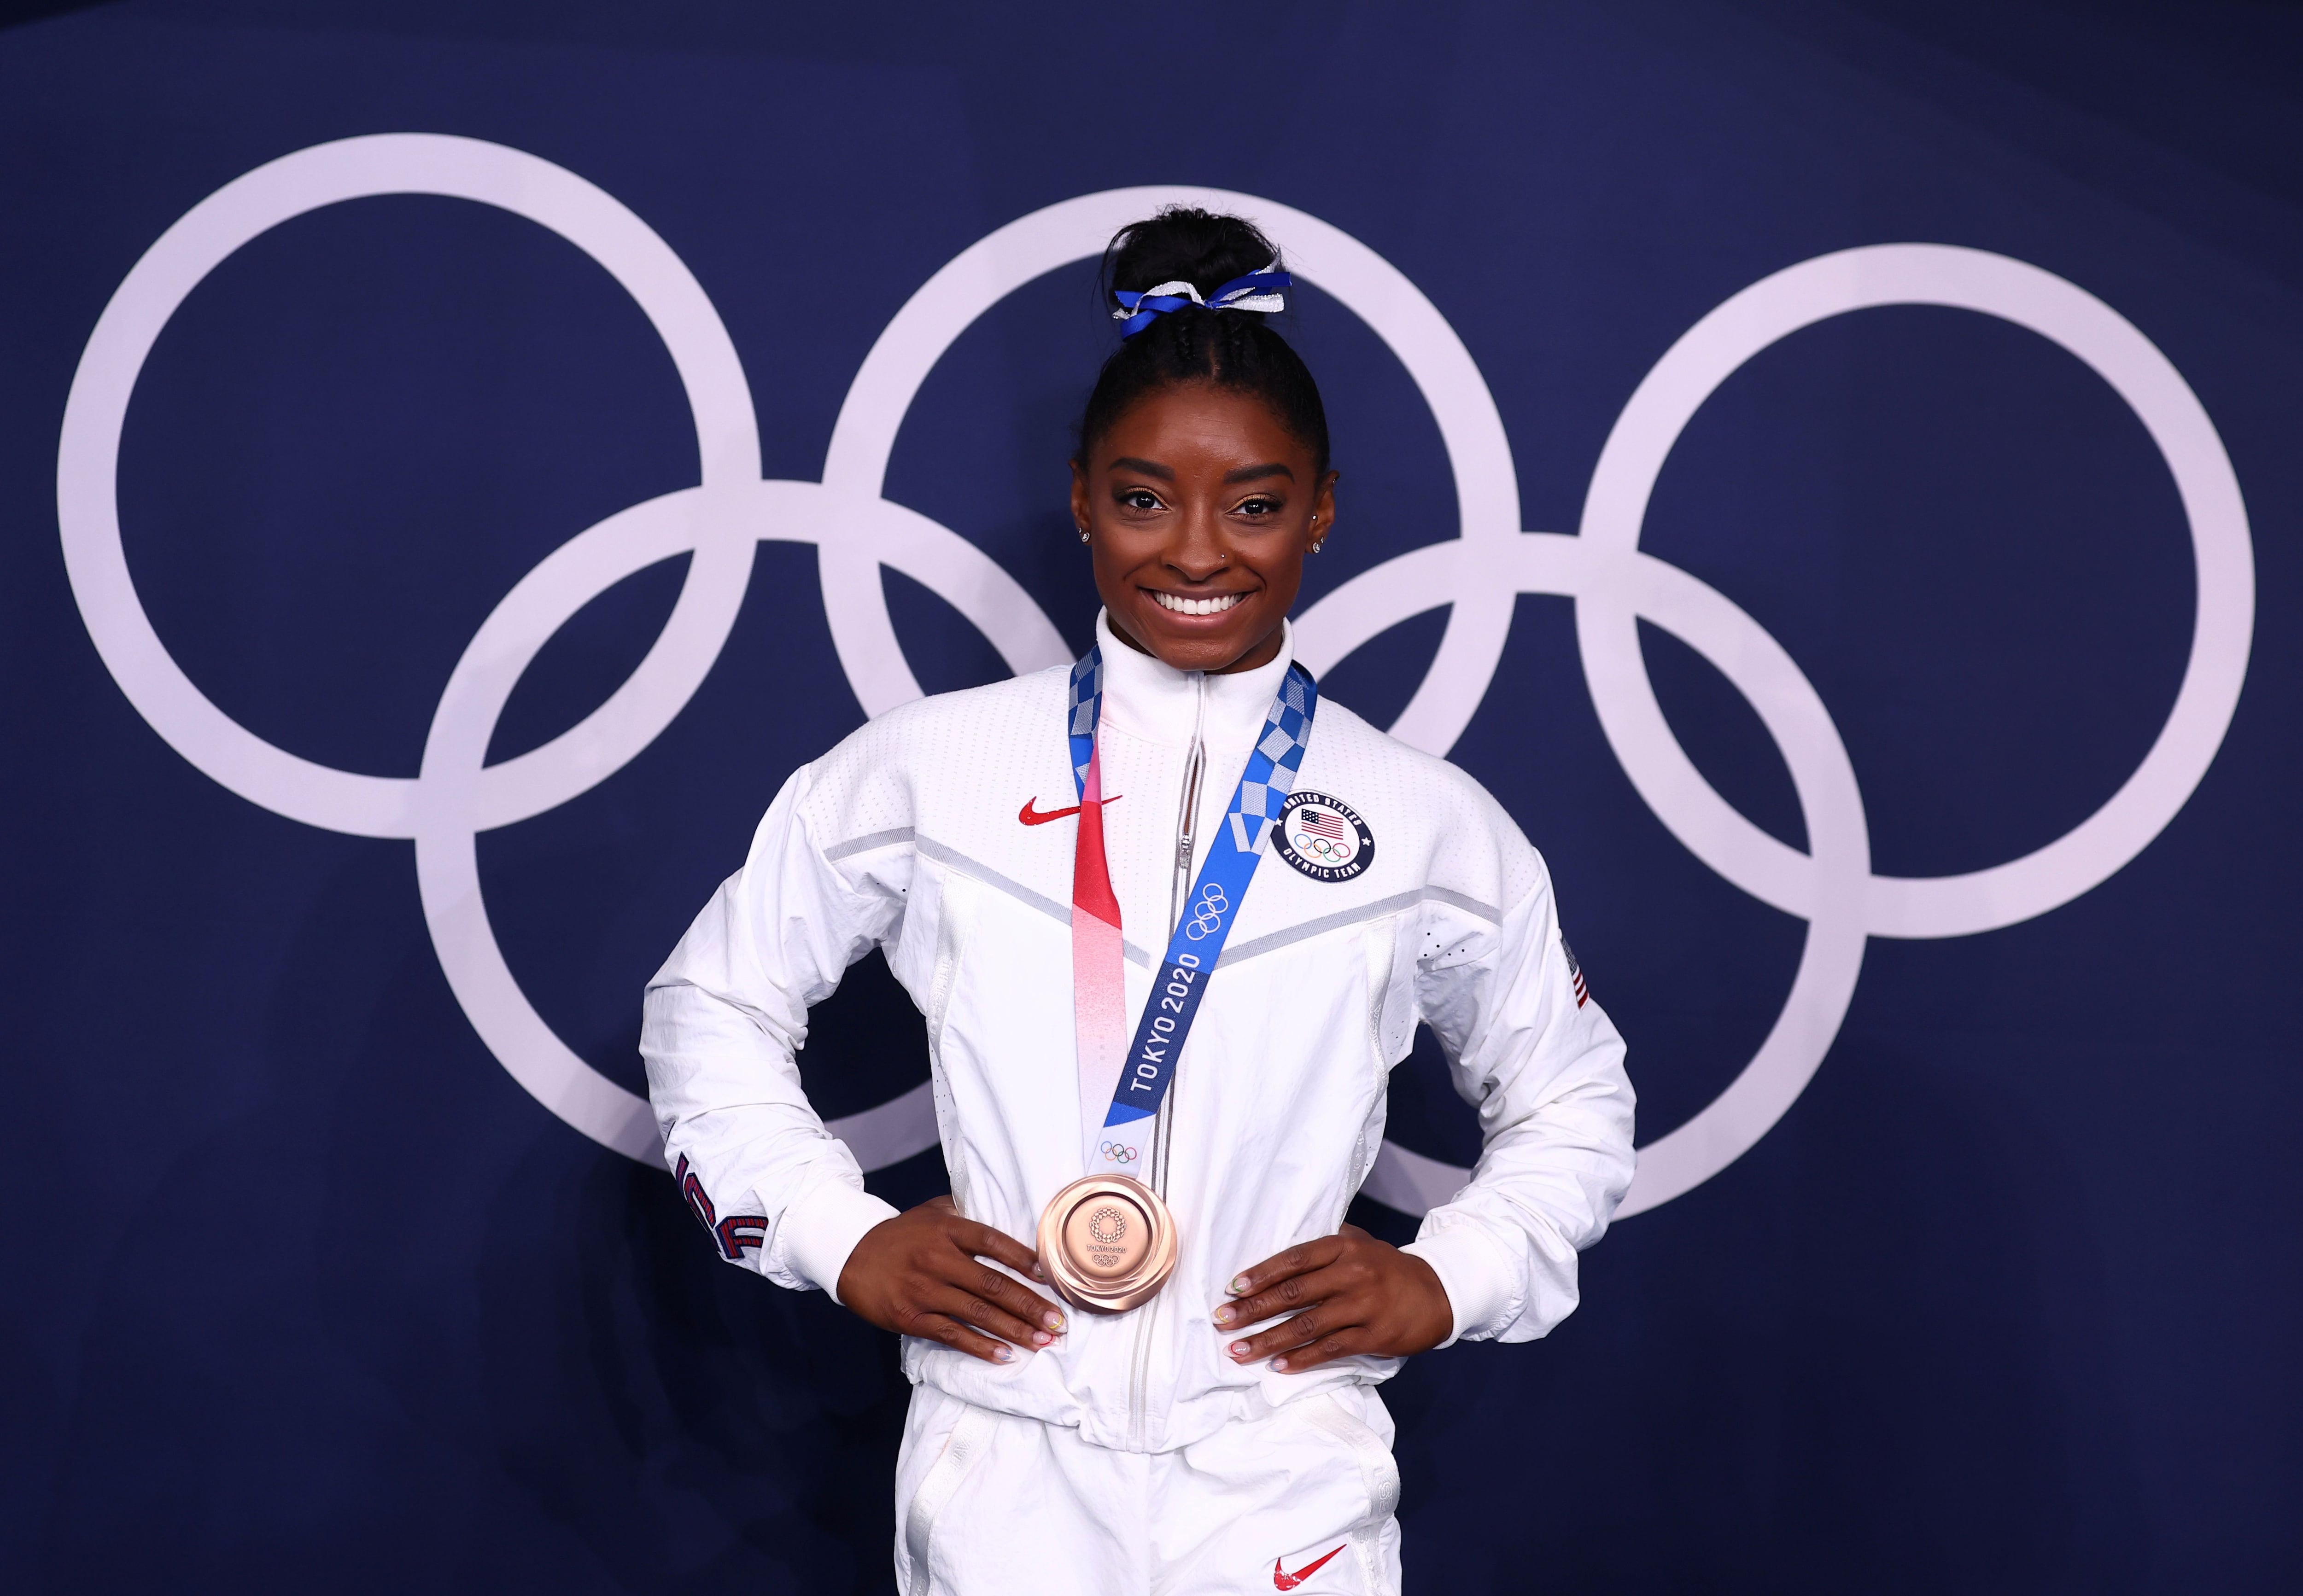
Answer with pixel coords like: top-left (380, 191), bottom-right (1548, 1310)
top-left (1399, 866), bottom-right (1636, 1345)
top-left (639, 762), bottom-right (906, 1302)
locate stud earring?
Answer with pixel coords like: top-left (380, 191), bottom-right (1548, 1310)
top-left (1077, 527), bottom-right (1090, 544)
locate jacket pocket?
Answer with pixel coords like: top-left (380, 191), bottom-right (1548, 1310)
top-left (1303, 1388), bottom-right (1402, 1531)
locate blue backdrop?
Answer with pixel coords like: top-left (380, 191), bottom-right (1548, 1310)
top-left (4, 2), bottom-right (2298, 1590)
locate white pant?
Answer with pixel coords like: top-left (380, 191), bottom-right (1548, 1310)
top-left (894, 1381), bottom-right (1404, 1596)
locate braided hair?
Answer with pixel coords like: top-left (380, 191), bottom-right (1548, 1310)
top-left (1074, 207), bottom-right (1332, 477)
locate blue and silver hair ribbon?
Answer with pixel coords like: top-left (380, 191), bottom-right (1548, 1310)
top-left (1112, 265), bottom-right (1291, 338)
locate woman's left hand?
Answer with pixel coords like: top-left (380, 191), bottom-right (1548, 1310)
top-left (1213, 1224), bottom-right (1455, 1372)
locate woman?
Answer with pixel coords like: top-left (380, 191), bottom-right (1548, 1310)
top-left (642, 208), bottom-right (1634, 1596)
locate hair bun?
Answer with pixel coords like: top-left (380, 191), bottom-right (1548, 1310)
top-left (1077, 205), bottom-right (1330, 479)
top-left (1103, 207), bottom-right (1282, 304)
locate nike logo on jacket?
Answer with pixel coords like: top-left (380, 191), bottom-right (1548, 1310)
top-left (1018, 795), bottom-right (1122, 825)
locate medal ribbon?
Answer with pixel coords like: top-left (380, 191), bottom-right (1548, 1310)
top-left (1065, 646), bottom-right (1318, 1178)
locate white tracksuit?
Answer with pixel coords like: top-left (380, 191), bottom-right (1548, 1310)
top-left (642, 613), bottom-right (1636, 1595)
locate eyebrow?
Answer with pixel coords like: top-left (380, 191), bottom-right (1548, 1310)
top-left (1104, 457), bottom-right (1297, 485)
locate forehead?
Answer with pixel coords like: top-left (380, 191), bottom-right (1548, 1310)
top-left (1092, 382), bottom-right (1314, 471)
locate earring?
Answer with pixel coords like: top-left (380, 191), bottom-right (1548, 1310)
top-left (1310, 540), bottom-right (1326, 555)
top-left (1077, 527), bottom-right (1090, 544)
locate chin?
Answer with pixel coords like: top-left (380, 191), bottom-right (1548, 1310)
top-left (1129, 607), bottom-right (1267, 672)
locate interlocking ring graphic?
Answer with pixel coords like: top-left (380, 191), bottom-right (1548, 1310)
top-left (57, 134), bottom-right (2254, 1219)
top-left (1184, 883), bottom-right (1232, 941)
top-left (1087, 1206), bottom-right (1129, 1247)
top-left (1099, 1142), bottom-right (1140, 1165)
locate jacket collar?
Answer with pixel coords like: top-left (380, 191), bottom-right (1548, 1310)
top-left (1092, 609), bottom-right (1296, 755)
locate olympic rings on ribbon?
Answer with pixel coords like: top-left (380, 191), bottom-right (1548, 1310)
top-left (1183, 882), bottom-right (1231, 941)
top-left (57, 134), bottom-right (2254, 1218)
top-left (1099, 1142), bottom-right (1139, 1164)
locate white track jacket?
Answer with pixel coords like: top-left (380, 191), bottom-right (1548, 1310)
top-left (642, 614), bottom-right (1635, 1455)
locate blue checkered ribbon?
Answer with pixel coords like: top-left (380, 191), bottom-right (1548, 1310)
top-left (1066, 645), bottom-right (1319, 1131)
top-left (1112, 268), bottom-right (1292, 339)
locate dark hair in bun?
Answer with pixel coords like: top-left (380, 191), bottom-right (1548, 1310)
top-left (1075, 207), bottom-right (1332, 477)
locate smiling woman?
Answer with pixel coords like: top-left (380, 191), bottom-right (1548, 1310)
top-left (1070, 210), bottom-right (1338, 677)
top-left (640, 205), bottom-right (1633, 1596)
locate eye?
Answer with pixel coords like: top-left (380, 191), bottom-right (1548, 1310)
top-left (1118, 488), bottom-right (1165, 512)
top-left (1235, 495), bottom-right (1283, 519)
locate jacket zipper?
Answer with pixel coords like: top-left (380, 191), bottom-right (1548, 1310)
top-left (1130, 670), bottom-right (1207, 1447)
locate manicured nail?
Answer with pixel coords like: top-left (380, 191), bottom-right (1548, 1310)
top-left (1213, 1305), bottom-right (1235, 1326)
top-left (1032, 1264), bottom-right (1048, 1282)
top-left (1271, 1357), bottom-right (1290, 1372)
top-left (1228, 1341), bottom-right (1251, 1358)
top-left (1033, 1331), bottom-right (1054, 1347)
top-left (993, 1344), bottom-right (1014, 1363)
top-left (1042, 1309), bottom-right (1066, 1331)
top-left (1229, 1275), bottom-right (1251, 1295)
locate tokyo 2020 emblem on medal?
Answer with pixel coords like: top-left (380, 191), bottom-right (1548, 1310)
top-left (1037, 1175), bottom-right (1177, 1314)
top-left (1272, 792), bottom-right (1374, 883)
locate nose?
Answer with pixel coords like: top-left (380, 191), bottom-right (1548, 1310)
top-left (1165, 505), bottom-right (1229, 584)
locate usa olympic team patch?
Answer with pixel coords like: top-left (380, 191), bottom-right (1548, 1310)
top-left (1272, 791), bottom-right (1374, 882)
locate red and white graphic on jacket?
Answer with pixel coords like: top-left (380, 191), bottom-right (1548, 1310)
top-left (1070, 740), bottom-right (1130, 1161)
top-left (1562, 938), bottom-right (1590, 1008)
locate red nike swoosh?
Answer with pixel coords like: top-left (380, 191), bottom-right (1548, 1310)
top-left (1273, 1545), bottom-right (1346, 1590)
top-left (1018, 795), bottom-right (1121, 826)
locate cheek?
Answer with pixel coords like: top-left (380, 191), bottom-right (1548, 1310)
top-left (1254, 557), bottom-right (1306, 606)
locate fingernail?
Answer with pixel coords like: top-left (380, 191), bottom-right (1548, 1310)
top-left (1229, 1276), bottom-right (1251, 1295)
top-left (1213, 1306), bottom-right (1235, 1326)
top-left (1032, 1264), bottom-right (1048, 1282)
top-left (1228, 1341), bottom-right (1251, 1358)
top-left (1043, 1310), bottom-right (1066, 1331)
top-left (1271, 1357), bottom-right (1290, 1372)
top-left (994, 1344), bottom-right (1014, 1363)
top-left (1033, 1331), bottom-right (1054, 1347)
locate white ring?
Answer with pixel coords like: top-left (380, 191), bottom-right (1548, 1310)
top-left (815, 185), bottom-right (1523, 746)
top-left (1577, 244), bottom-right (2255, 942)
top-left (57, 133), bottom-right (763, 842)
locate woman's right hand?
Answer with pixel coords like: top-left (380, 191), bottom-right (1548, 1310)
top-left (835, 1195), bottom-right (1068, 1363)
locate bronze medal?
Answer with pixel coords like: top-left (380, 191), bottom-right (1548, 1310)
top-left (1035, 1173), bottom-right (1177, 1314)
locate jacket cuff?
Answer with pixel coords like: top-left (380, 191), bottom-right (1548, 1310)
top-left (781, 1179), bottom-right (901, 1305)
top-left (1402, 1223), bottom-right (1518, 1347)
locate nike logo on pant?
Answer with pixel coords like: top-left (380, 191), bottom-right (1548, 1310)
top-left (1018, 795), bottom-right (1121, 825)
top-left (1274, 1545), bottom-right (1346, 1590)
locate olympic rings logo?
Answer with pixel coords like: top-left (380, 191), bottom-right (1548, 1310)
top-left (1183, 883), bottom-right (1230, 941)
top-left (1099, 1142), bottom-right (1139, 1165)
top-left (1301, 834), bottom-right (1355, 864)
top-left (56, 134), bottom-right (2254, 1221)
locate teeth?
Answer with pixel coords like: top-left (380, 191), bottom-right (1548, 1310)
top-left (1151, 591), bottom-right (1245, 616)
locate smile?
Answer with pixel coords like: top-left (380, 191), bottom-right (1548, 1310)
top-left (1148, 591), bottom-right (1247, 616)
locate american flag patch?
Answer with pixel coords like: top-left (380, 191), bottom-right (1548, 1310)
top-left (1295, 810), bottom-right (1351, 842)
top-left (1562, 938), bottom-right (1590, 1008)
